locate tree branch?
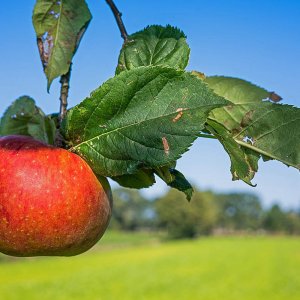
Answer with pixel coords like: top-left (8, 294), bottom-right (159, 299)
top-left (106, 0), bottom-right (128, 42)
top-left (55, 66), bottom-right (71, 147)
top-left (59, 66), bottom-right (71, 123)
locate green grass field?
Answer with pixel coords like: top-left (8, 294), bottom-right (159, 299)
top-left (0, 231), bottom-right (300, 300)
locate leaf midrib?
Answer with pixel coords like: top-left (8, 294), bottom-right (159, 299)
top-left (72, 103), bottom-right (219, 151)
top-left (208, 102), bottom-right (300, 169)
top-left (235, 139), bottom-right (299, 169)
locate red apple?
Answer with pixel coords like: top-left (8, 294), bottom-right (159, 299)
top-left (0, 135), bottom-right (112, 256)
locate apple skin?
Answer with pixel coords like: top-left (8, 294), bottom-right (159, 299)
top-left (0, 135), bottom-right (112, 257)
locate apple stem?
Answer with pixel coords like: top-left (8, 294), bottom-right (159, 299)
top-left (106, 0), bottom-right (128, 42)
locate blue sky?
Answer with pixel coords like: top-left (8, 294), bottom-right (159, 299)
top-left (0, 1), bottom-right (299, 208)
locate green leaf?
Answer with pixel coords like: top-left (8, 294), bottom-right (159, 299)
top-left (111, 169), bottom-right (156, 189)
top-left (63, 66), bottom-right (229, 177)
top-left (113, 162), bottom-right (194, 199)
top-left (203, 75), bottom-right (298, 180)
top-left (32, 0), bottom-right (92, 90)
top-left (111, 163), bottom-right (193, 200)
top-left (205, 76), bottom-right (282, 104)
top-left (155, 166), bottom-right (194, 200)
top-left (168, 169), bottom-right (194, 201)
top-left (206, 119), bottom-right (259, 185)
top-left (209, 102), bottom-right (300, 170)
top-left (116, 25), bottom-right (190, 74)
top-left (111, 161), bottom-right (175, 190)
top-left (0, 96), bottom-right (56, 144)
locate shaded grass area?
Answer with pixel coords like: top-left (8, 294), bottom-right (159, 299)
top-left (0, 232), bottom-right (300, 300)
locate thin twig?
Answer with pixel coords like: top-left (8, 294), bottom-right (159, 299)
top-left (106, 0), bottom-right (128, 42)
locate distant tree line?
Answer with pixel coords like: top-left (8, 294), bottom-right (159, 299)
top-left (110, 188), bottom-right (300, 239)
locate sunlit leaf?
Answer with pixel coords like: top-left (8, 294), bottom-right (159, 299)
top-left (63, 66), bottom-right (229, 177)
top-left (202, 75), bottom-right (298, 181)
top-left (116, 25), bottom-right (190, 74)
top-left (209, 102), bottom-right (300, 170)
top-left (205, 76), bottom-right (282, 104)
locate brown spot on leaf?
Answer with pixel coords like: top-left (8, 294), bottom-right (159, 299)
top-left (241, 110), bottom-right (254, 127)
top-left (269, 92), bottom-right (282, 102)
top-left (232, 171), bottom-right (238, 180)
top-left (162, 137), bottom-right (170, 155)
top-left (232, 126), bottom-right (242, 136)
top-left (191, 71), bottom-right (206, 80)
top-left (37, 38), bottom-right (44, 67)
top-left (224, 120), bottom-right (231, 128)
top-left (37, 33), bottom-right (54, 69)
top-left (172, 108), bottom-right (187, 122)
top-left (226, 105), bottom-right (234, 111)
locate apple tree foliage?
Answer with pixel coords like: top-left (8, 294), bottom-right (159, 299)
top-left (1, 0), bottom-right (299, 201)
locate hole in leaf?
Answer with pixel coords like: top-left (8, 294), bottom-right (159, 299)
top-left (37, 32), bottom-right (54, 68)
top-left (49, 10), bottom-right (60, 19)
top-left (243, 136), bottom-right (254, 145)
